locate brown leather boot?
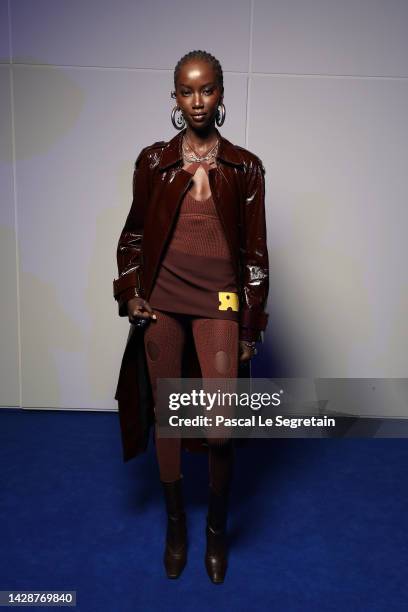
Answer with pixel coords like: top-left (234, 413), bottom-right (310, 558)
top-left (161, 476), bottom-right (187, 578)
top-left (205, 483), bottom-right (230, 584)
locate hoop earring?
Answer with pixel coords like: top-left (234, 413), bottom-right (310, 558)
top-left (216, 102), bottom-right (226, 127)
top-left (171, 105), bottom-right (186, 130)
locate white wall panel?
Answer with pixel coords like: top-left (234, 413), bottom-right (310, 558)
top-left (1, 0), bottom-right (407, 410)
top-left (0, 0), bottom-right (10, 62)
top-left (249, 74), bottom-right (408, 376)
top-left (11, 0), bottom-right (251, 71)
top-left (253, 0), bottom-right (408, 77)
top-left (13, 64), bottom-right (247, 408)
top-left (0, 66), bottom-right (19, 405)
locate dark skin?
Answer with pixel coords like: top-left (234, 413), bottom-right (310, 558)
top-left (127, 58), bottom-right (255, 362)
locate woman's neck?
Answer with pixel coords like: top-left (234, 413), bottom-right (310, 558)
top-left (184, 125), bottom-right (219, 151)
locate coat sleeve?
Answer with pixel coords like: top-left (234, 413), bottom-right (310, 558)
top-left (239, 156), bottom-right (270, 343)
top-left (113, 147), bottom-right (151, 317)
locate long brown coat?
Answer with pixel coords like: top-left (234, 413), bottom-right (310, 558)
top-left (113, 127), bottom-right (269, 462)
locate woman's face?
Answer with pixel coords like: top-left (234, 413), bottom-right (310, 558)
top-left (175, 59), bottom-right (222, 130)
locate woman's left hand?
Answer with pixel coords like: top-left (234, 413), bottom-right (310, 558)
top-left (239, 340), bottom-right (258, 362)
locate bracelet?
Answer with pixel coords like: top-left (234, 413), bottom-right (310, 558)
top-left (241, 340), bottom-right (256, 349)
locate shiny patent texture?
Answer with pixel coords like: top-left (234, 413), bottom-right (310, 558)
top-left (114, 127), bottom-right (269, 338)
top-left (113, 127), bottom-right (269, 461)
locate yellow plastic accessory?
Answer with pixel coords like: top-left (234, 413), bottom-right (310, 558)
top-left (218, 292), bottom-right (239, 312)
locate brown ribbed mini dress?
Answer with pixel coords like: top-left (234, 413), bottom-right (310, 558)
top-left (149, 162), bottom-right (239, 321)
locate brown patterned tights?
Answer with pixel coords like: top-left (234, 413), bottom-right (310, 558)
top-left (144, 309), bottom-right (239, 493)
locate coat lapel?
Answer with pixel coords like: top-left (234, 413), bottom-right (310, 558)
top-left (150, 128), bottom-right (244, 293)
top-left (143, 167), bottom-right (193, 300)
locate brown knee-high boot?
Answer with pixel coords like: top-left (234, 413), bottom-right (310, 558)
top-left (205, 482), bottom-right (231, 583)
top-left (161, 475), bottom-right (187, 578)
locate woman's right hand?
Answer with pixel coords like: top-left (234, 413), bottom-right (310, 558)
top-left (127, 297), bottom-right (157, 325)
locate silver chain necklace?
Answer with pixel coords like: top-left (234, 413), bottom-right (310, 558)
top-left (182, 134), bottom-right (219, 163)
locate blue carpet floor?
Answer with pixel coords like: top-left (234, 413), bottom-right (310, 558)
top-left (0, 408), bottom-right (407, 611)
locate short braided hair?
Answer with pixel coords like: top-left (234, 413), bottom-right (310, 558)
top-left (173, 50), bottom-right (224, 95)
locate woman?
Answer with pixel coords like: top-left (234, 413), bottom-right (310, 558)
top-left (113, 50), bottom-right (269, 583)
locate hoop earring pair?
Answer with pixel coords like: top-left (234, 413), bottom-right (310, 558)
top-left (171, 103), bottom-right (226, 130)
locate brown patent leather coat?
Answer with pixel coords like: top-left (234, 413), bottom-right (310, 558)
top-left (113, 127), bottom-right (269, 462)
